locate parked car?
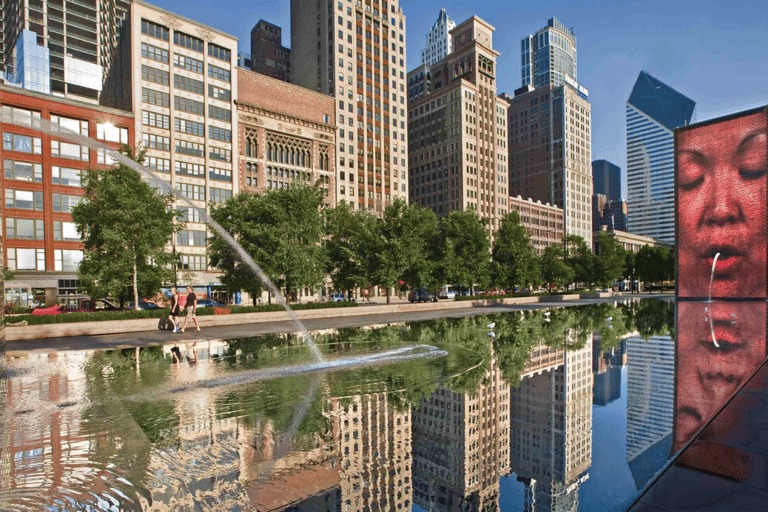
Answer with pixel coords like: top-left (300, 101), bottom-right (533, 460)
top-left (331, 293), bottom-right (353, 302)
top-left (31, 305), bottom-right (64, 316)
top-left (196, 299), bottom-right (225, 308)
top-left (408, 290), bottom-right (437, 303)
top-left (127, 300), bottom-right (163, 310)
top-left (437, 290), bottom-right (457, 299)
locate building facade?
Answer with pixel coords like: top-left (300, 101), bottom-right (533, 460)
top-left (591, 159), bottom-right (621, 201)
top-left (626, 71), bottom-right (695, 245)
top-left (1, 84), bottom-right (134, 306)
top-left (420, 9), bottom-right (455, 66)
top-left (508, 194), bottom-right (563, 255)
top-left (592, 193), bottom-right (627, 232)
top-left (290, 0), bottom-right (409, 214)
top-left (130, 0), bottom-right (238, 286)
top-left (592, 227), bottom-right (656, 254)
top-left (236, 67), bottom-right (335, 206)
top-left (249, 20), bottom-right (290, 83)
top-left (503, 82), bottom-right (593, 246)
top-left (520, 17), bottom-right (578, 91)
top-left (407, 16), bottom-right (510, 230)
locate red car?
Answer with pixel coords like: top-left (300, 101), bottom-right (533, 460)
top-left (31, 305), bottom-right (64, 316)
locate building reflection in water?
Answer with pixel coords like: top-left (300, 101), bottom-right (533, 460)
top-left (592, 338), bottom-right (626, 407)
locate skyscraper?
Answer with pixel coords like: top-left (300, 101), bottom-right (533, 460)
top-left (249, 20), bottom-right (290, 82)
top-left (407, 16), bottom-right (510, 229)
top-left (521, 17), bottom-right (577, 90)
top-left (592, 159), bottom-right (621, 201)
top-left (290, 0), bottom-right (409, 214)
top-left (626, 71), bottom-right (695, 244)
top-left (420, 9), bottom-right (454, 66)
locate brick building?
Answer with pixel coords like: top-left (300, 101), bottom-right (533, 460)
top-left (1, 84), bottom-right (134, 306)
top-left (249, 20), bottom-right (291, 82)
top-left (508, 194), bottom-right (563, 255)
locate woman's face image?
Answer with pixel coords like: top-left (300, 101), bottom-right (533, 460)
top-left (677, 112), bottom-right (767, 298)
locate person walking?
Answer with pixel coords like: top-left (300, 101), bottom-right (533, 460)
top-left (169, 286), bottom-right (181, 333)
top-left (180, 286), bottom-right (201, 332)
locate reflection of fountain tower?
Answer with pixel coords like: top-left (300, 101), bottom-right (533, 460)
top-left (625, 335), bottom-right (674, 489)
top-left (412, 346), bottom-right (510, 512)
top-left (510, 333), bottom-right (593, 512)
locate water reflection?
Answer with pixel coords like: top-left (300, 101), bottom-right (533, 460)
top-left (1, 300), bottom-right (681, 511)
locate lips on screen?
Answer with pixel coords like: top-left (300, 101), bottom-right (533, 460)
top-left (675, 110), bottom-right (768, 299)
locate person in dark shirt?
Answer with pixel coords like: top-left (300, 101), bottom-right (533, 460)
top-left (169, 286), bottom-right (180, 333)
top-left (180, 286), bottom-right (200, 332)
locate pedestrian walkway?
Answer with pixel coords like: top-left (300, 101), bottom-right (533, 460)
top-left (627, 359), bottom-right (768, 512)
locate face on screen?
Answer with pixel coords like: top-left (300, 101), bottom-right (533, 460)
top-left (677, 112), bottom-right (767, 298)
top-left (674, 301), bottom-right (766, 452)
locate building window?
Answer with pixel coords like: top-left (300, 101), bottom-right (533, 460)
top-left (5, 218), bottom-right (45, 240)
top-left (208, 64), bottom-right (231, 83)
top-left (3, 160), bottom-right (42, 183)
top-left (141, 64), bottom-right (169, 85)
top-left (174, 183), bottom-right (205, 201)
top-left (208, 43), bottom-right (231, 62)
top-left (208, 126), bottom-right (231, 142)
top-left (179, 254), bottom-right (207, 270)
top-left (174, 117), bottom-right (205, 137)
top-left (6, 248), bottom-right (46, 271)
top-left (174, 96), bottom-right (204, 116)
top-left (174, 53), bottom-right (203, 73)
top-left (208, 105), bottom-right (231, 122)
top-left (142, 110), bottom-right (170, 130)
top-left (145, 156), bottom-right (170, 173)
top-left (208, 84), bottom-right (230, 102)
top-left (52, 193), bottom-right (82, 213)
top-left (175, 161), bottom-right (205, 178)
top-left (175, 140), bottom-right (204, 157)
top-left (173, 74), bottom-right (204, 95)
top-left (209, 146), bottom-right (231, 162)
top-left (177, 207), bottom-right (205, 223)
top-left (173, 31), bottom-right (204, 52)
top-left (96, 123), bottom-right (129, 144)
top-left (54, 249), bottom-right (83, 271)
top-left (51, 166), bottom-right (82, 187)
top-left (142, 88), bottom-right (170, 107)
top-left (244, 130), bottom-right (258, 157)
top-left (5, 189), bottom-right (44, 210)
top-left (51, 140), bottom-right (89, 161)
top-left (209, 187), bottom-right (232, 203)
top-left (142, 43), bottom-right (169, 63)
top-left (142, 19), bottom-right (169, 40)
top-left (53, 221), bottom-right (81, 241)
top-left (142, 133), bottom-right (171, 151)
top-left (3, 133), bottom-right (42, 154)
top-left (209, 167), bottom-right (232, 182)
top-left (177, 230), bottom-right (206, 246)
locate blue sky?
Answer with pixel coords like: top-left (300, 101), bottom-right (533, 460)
top-left (153, 0), bottom-right (768, 192)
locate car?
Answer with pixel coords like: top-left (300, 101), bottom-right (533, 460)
top-left (408, 290), bottom-right (437, 303)
top-left (437, 291), bottom-right (456, 299)
top-left (196, 299), bottom-right (225, 308)
top-left (127, 300), bottom-right (163, 310)
top-left (331, 293), bottom-right (353, 302)
top-left (31, 305), bottom-right (64, 316)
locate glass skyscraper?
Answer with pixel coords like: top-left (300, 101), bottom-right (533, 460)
top-left (521, 17), bottom-right (577, 90)
top-left (592, 159), bottom-right (622, 201)
top-left (626, 71), bottom-right (695, 245)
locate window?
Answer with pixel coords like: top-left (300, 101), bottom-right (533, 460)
top-left (208, 126), bottom-right (231, 142)
top-left (5, 218), bottom-right (44, 240)
top-left (174, 96), bottom-right (204, 116)
top-left (3, 133), bottom-right (42, 154)
top-left (97, 149), bottom-right (117, 165)
top-left (52, 193), bottom-right (82, 213)
top-left (96, 123), bottom-right (129, 144)
top-left (3, 160), bottom-right (42, 183)
top-left (53, 221), bottom-right (80, 241)
top-left (177, 229), bottom-right (206, 246)
top-left (209, 187), bottom-right (232, 203)
top-left (1, 106), bottom-right (41, 127)
top-left (141, 64), bottom-right (169, 85)
top-left (174, 53), bottom-right (203, 73)
top-left (208, 64), bottom-right (230, 83)
top-left (51, 166), bottom-right (82, 187)
top-left (177, 207), bottom-right (205, 223)
top-left (209, 146), bottom-right (231, 162)
top-left (142, 88), bottom-right (170, 107)
top-left (51, 141), bottom-right (89, 161)
top-left (142, 133), bottom-right (171, 151)
top-left (142, 43), bottom-right (168, 63)
top-left (175, 140), bottom-right (204, 157)
top-left (209, 167), bottom-right (232, 182)
top-left (179, 254), bottom-right (207, 270)
top-left (174, 183), bottom-right (205, 201)
top-left (141, 19), bottom-right (169, 41)
top-left (142, 110), bottom-right (170, 129)
top-left (208, 105), bottom-right (231, 122)
top-left (173, 31), bottom-right (203, 52)
top-left (174, 161), bottom-right (205, 178)
top-left (54, 250), bottom-right (83, 271)
top-left (174, 117), bottom-right (205, 137)
top-left (174, 74), bottom-right (204, 95)
top-left (7, 248), bottom-right (46, 271)
top-left (208, 43), bottom-right (231, 61)
top-left (208, 84), bottom-right (230, 102)
top-left (145, 156), bottom-right (170, 173)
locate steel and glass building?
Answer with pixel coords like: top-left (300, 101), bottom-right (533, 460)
top-left (592, 159), bottom-right (621, 201)
top-left (521, 17), bottom-right (577, 90)
top-left (626, 71), bottom-right (695, 245)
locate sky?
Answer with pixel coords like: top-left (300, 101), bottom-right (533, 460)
top-left (152, 0), bottom-right (768, 197)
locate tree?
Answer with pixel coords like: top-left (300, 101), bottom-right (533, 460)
top-left (72, 146), bottom-right (178, 308)
top-left (324, 202), bottom-right (374, 299)
top-left (435, 210), bottom-right (491, 294)
top-left (564, 235), bottom-right (595, 289)
top-left (2, 267), bottom-right (15, 282)
top-left (492, 211), bottom-right (539, 290)
top-left (208, 185), bottom-right (327, 304)
top-left (635, 245), bottom-right (671, 292)
top-left (623, 250), bottom-right (637, 293)
top-left (541, 244), bottom-right (575, 288)
top-left (593, 232), bottom-right (626, 288)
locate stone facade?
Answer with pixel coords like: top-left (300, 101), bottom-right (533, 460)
top-left (508, 194), bottom-right (564, 255)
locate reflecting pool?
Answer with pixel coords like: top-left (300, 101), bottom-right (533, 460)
top-left (2, 298), bottom-right (742, 512)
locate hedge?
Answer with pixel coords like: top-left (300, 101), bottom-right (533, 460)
top-left (3, 301), bottom-right (359, 326)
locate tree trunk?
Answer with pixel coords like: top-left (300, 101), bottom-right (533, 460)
top-left (133, 259), bottom-right (139, 310)
top-left (386, 287), bottom-right (390, 305)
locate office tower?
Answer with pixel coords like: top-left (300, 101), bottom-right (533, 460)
top-left (407, 16), bottom-right (510, 230)
top-left (290, 0), bottom-right (409, 214)
top-left (503, 81), bottom-right (592, 246)
top-left (2, 85), bottom-right (134, 306)
top-left (420, 8), bottom-right (454, 66)
top-left (626, 71), bottom-right (695, 244)
top-left (508, 195), bottom-right (564, 255)
top-left (131, 0), bottom-right (237, 286)
top-left (237, 67), bottom-right (336, 206)
top-left (0, 0), bottom-right (129, 101)
top-left (593, 194), bottom-right (628, 232)
top-left (249, 20), bottom-right (290, 82)
top-left (592, 159), bottom-right (621, 200)
top-left (412, 346), bottom-right (510, 512)
top-left (521, 17), bottom-right (577, 90)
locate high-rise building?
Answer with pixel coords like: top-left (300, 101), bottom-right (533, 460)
top-left (407, 16), bottom-right (510, 230)
top-left (508, 195), bottom-right (563, 255)
top-left (503, 81), bottom-right (593, 246)
top-left (0, 0), bottom-right (130, 102)
top-left (593, 194), bottom-right (627, 232)
top-left (420, 9), bottom-right (454, 66)
top-left (290, 0), bottom-right (409, 214)
top-left (130, 0), bottom-right (238, 286)
top-left (249, 20), bottom-right (290, 82)
top-left (520, 17), bottom-right (577, 90)
top-left (592, 159), bottom-right (621, 201)
top-left (626, 71), bottom-right (695, 245)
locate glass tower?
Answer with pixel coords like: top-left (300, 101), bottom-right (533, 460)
top-left (626, 71), bottom-right (695, 245)
top-left (521, 17), bottom-right (577, 89)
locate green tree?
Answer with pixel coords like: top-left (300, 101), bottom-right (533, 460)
top-left (541, 244), bottom-right (575, 289)
top-left (2, 267), bottom-right (15, 282)
top-left (492, 211), bottom-right (539, 290)
top-left (72, 146), bottom-right (178, 308)
top-left (636, 245), bottom-right (671, 292)
top-left (324, 202), bottom-right (374, 299)
top-left (623, 250), bottom-right (637, 293)
top-left (435, 210), bottom-right (491, 294)
top-left (564, 235), bottom-right (595, 289)
top-left (208, 185), bottom-right (327, 304)
top-left (593, 232), bottom-right (626, 288)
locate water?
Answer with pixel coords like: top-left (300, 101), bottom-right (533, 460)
top-left (0, 300), bottom-right (702, 512)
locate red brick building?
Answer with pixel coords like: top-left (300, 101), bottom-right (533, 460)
top-left (250, 20), bottom-right (291, 82)
top-left (1, 85), bottom-right (134, 306)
